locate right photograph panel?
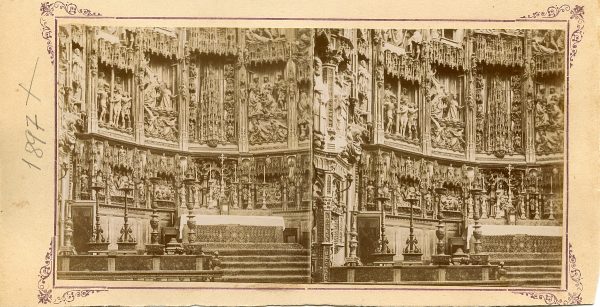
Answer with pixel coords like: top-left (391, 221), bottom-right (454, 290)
top-left (311, 28), bottom-right (565, 287)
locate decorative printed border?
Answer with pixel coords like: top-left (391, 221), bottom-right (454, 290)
top-left (38, 240), bottom-right (107, 304)
top-left (38, 1), bottom-right (586, 304)
top-left (521, 4), bottom-right (585, 68)
top-left (40, 1), bottom-right (101, 65)
top-left (513, 243), bottom-right (583, 305)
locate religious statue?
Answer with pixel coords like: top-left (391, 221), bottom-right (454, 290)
top-left (110, 85), bottom-right (123, 127)
top-left (383, 84), bottom-right (397, 134)
top-left (297, 91), bottom-right (311, 140)
top-left (445, 93), bottom-right (462, 121)
top-left (97, 72), bottom-right (110, 123)
top-left (158, 82), bottom-right (177, 111)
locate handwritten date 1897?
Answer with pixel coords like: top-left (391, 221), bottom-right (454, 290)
top-left (20, 58), bottom-right (46, 171)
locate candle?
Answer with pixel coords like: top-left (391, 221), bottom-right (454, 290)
top-left (234, 164), bottom-right (237, 182)
top-left (209, 164), bottom-right (212, 180)
top-left (550, 175), bottom-right (553, 191)
top-left (263, 163), bottom-right (266, 183)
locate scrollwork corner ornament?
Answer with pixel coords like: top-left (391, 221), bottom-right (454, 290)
top-left (40, 1), bottom-right (101, 65)
top-left (513, 243), bottom-right (584, 305)
top-left (520, 4), bottom-right (585, 68)
top-left (38, 240), bottom-right (107, 305)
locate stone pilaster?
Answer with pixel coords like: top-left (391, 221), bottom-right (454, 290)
top-left (523, 30), bottom-right (536, 163)
top-left (179, 29), bottom-right (189, 151)
top-left (465, 31), bottom-right (477, 162)
top-left (372, 31), bottom-right (385, 144)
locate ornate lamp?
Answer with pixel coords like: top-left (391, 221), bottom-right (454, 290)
top-left (469, 176), bottom-right (489, 265)
top-left (342, 173), bottom-right (361, 266)
top-left (88, 174), bottom-right (110, 252)
top-left (260, 156), bottom-right (270, 210)
top-left (183, 171), bottom-right (202, 255)
top-left (117, 178), bottom-right (136, 252)
top-left (402, 191), bottom-right (423, 264)
top-left (431, 186), bottom-right (450, 265)
top-left (145, 176), bottom-right (164, 255)
top-left (548, 168), bottom-right (558, 220)
top-left (370, 181), bottom-right (395, 265)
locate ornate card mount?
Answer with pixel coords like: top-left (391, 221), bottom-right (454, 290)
top-left (38, 240), bottom-right (107, 305)
top-left (520, 4), bottom-right (585, 68)
top-left (513, 243), bottom-right (583, 305)
top-left (40, 2), bottom-right (102, 65)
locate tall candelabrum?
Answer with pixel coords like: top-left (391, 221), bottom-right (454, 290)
top-left (145, 176), bottom-right (164, 255)
top-left (548, 168), bottom-right (557, 220)
top-left (260, 157), bottom-right (270, 210)
top-left (469, 184), bottom-right (489, 265)
top-left (88, 176), bottom-right (110, 252)
top-left (370, 182), bottom-right (395, 265)
top-left (117, 179), bottom-right (136, 251)
top-left (402, 192), bottom-right (423, 264)
top-left (183, 173), bottom-right (203, 255)
top-left (431, 186), bottom-right (450, 265)
top-left (340, 173), bottom-right (360, 266)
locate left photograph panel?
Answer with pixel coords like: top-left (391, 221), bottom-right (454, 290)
top-left (56, 25), bottom-right (313, 283)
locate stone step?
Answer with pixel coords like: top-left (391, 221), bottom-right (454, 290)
top-left (201, 243), bottom-right (305, 250)
top-left (489, 252), bottom-right (562, 260)
top-left (505, 278), bottom-right (561, 287)
top-left (222, 268), bottom-right (311, 276)
top-left (220, 255), bottom-right (310, 262)
top-left (221, 275), bottom-right (311, 283)
top-left (223, 261), bottom-right (310, 269)
top-left (504, 265), bottom-right (562, 272)
top-left (213, 249), bottom-right (310, 256)
top-left (505, 271), bottom-right (562, 279)
top-left (492, 259), bottom-right (561, 266)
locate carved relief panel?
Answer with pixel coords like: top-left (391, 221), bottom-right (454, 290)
top-left (96, 27), bottom-right (136, 136)
top-left (140, 52), bottom-right (179, 142)
top-left (427, 67), bottom-right (466, 153)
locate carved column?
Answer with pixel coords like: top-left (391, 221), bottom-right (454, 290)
top-left (179, 29), bottom-right (189, 151)
top-left (372, 30), bottom-right (385, 144)
top-left (323, 58), bottom-right (337, 146)
top-left (135, 45), bottom-right (145, 144)
top-left (237, 69), bottom-right (249, 152)
top-left (523, 30), bottom-right (537, 163)
top-left (465, 31), bottom-right (478, 161)
top-left (87, 26), bottom-right (98, 134)
top-left (286, 59), bottom-right (298, 149)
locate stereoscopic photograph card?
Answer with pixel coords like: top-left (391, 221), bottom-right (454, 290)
top-left (0, 0), bottom-right (598, 306)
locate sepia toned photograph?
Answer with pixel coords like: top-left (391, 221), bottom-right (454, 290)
top-left (56, 24), bottom-right (566, 287)
top-left (311, 28), bottom-right (565, 287)
top-left (56, 26), bottom-right (312, 283)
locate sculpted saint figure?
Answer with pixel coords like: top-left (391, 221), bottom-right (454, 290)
top-left (159, 82), bottom-right (177, 111)
top-left (383, 84), bottom-right (397, 134)
top-left (446, 93), bottom-right (462, 121)
top-left (97, 72), bottom-right (109, 123)
top-left (110, 84), bottom-right (123, 127)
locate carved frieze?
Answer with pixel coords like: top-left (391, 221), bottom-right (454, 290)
top-left (473, 31), bottom-right (524, 67)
